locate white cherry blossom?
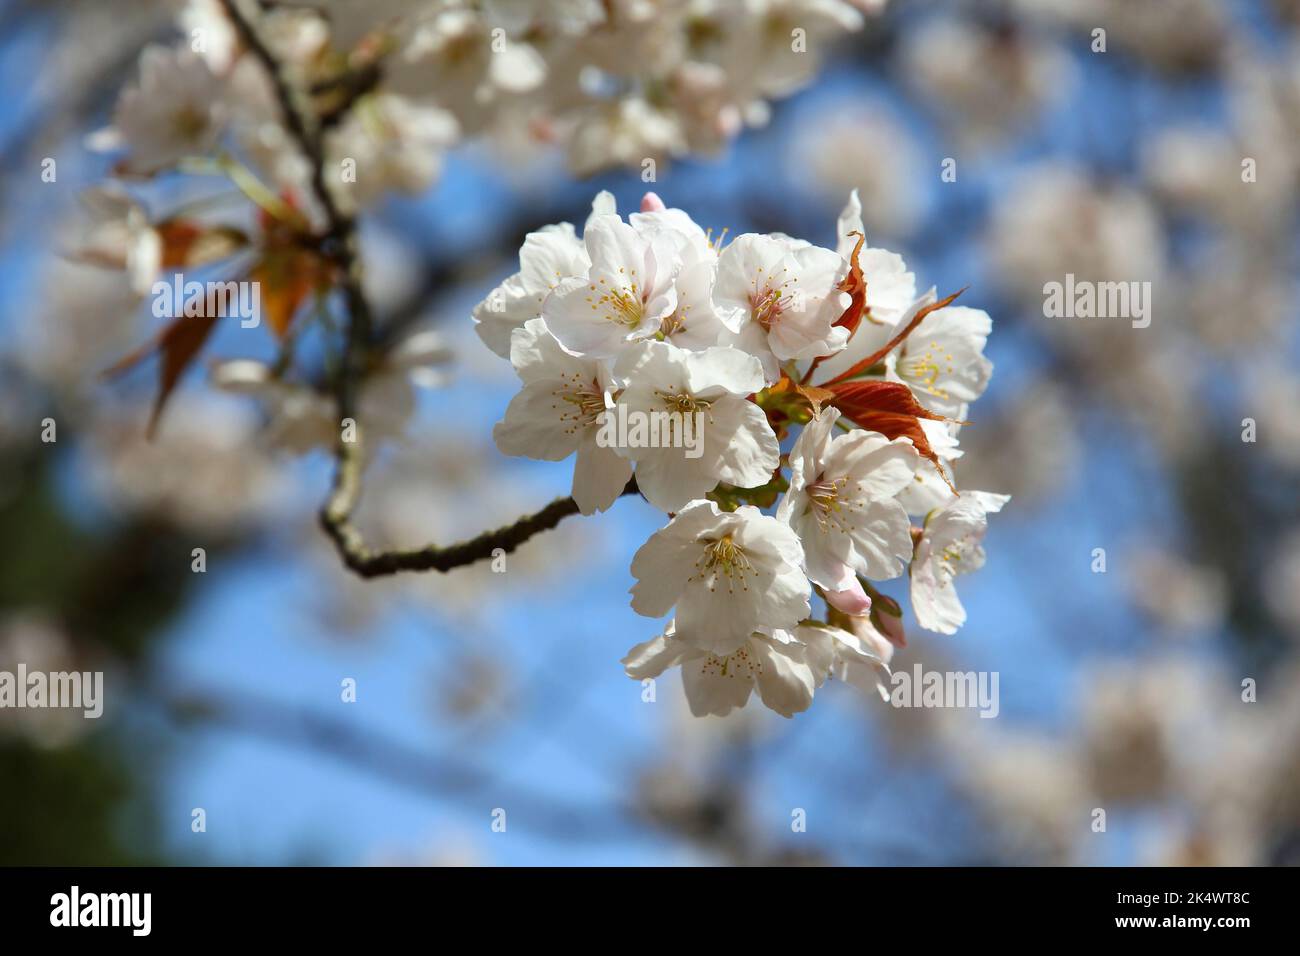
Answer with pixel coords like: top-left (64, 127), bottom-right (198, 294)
top-left (799, 621), bottom-right (893, 702)
top-left (622, 621), bottom-right (819, 719)
top-left (656, 257), bottom-right (733, 352)
top-left (897, 418), bottom-right (963, 516)
top-left (542, 215), bottom-right (681, 359)
top-left (68, 187), bottom-right (162, 297)
top-left (492, 318), bottom-right (632, 515)
top-left (777, 407), bottom-right (920, 590)
top-left (567, 97), bottom-right (687, 177)
top-left (911, 491), bottom-right (1010, 635)
top-left (611, 341), bottom-right (778, 513)
top-left (809, 190), bottom-right (918, 382)
top-left (886, 304), bottom-right (994, 420)
top-left (713, 232), bottom-right (850, 382)
top-left (472, 192), bottom-right (615, 358)
top-left (178, 0), bottom-right (239, 73)
top-left (327, 94), bottom-right (458, 211)
top-left (629, 500), bottom-right (811, 654)
top-left (402, 6), bottom-right (547, 133)
top-left (88, 45), bottom-right (227, 174)
top-left (628, 199), bottom-right (731, 351)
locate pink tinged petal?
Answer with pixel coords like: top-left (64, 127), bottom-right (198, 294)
top-left (640, 192), bottom-right (666, 212)
top-left (824, 576), bottom-right (872, 615)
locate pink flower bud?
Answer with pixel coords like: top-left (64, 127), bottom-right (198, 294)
top-left (824, 577), bottom-right (872, 616)
top-left (640, 192), bottom-right (666, 213)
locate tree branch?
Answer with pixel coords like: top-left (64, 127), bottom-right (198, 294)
top-left (321, 456), bottom-right (639, 578)
top-left (220, 0), bottom-right (637, 578)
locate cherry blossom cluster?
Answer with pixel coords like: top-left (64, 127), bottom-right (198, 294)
top-left (90, 0), bottom-right (875, 214)
top-left (482, 191), bottom-right (1008, 719)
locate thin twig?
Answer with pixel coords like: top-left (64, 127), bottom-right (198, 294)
top-left (220, 0), bottom-right (638, 578)
top-left (323, 476), bottom-right (640, 578)
top-left (818, 287), bottom-right (967, 388)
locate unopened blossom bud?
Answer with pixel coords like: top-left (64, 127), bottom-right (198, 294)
top-left (824, 576), bottom-right (873, 615)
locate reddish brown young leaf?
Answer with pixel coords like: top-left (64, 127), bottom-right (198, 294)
top-left (249, 249), bottom-right (318, 340)
top-left (828, 379), bottom-right (957, 489)
top-left (834, 231), bottom-right (868, 337)
top-left (156, 221), bottom-right (247, 270)
top-left (104, 313), bottom-right (221, 437)
top-left (801, 232), bottom-right (873, 387)
top-left (760, 374), bottom-right (837, 417)
top-left (820, 287), bottom-right (966, 388)
top-left (794, 381), bottom-right (837, 415)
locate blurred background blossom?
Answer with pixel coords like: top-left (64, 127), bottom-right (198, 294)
top-left (1, 0), bottom-right (1298, 866)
